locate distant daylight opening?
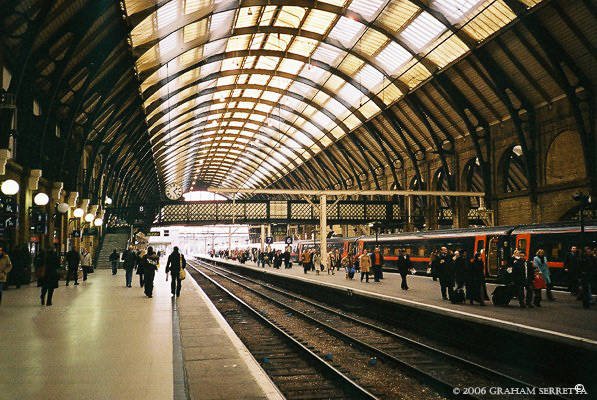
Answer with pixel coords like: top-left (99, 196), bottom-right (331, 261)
top-left (183, 191), bottom-right (227, 201)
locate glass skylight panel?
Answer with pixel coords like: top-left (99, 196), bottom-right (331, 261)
top-left (289, 81), bottom-right (317, 98)
top-left (226, 35), bottom-right (251, 51)
top-left (312, 91), bottom-right (330, 107)
top-left (274, 7), bottom-right (306, 28)
top-left (375, 41), bottom-right (411, 76)
top-left (299, 65), bottom-right (329, 85)
top-left (348, 0), bottom-right (388, 22)
top-left (260, 5), bottom-right (277, 26)
top-left (184, 0), bottom-right (209, 14)
top-left (400, 11), bottom-right (446, 52)
top-left (337, 82), bottom-right (364, 104)
top-left (269, 76), bottom-right (292, 90)
top-left (338, 54), bottom-right (365, 76)
top-left (328, 16), bottom-right (367, 48)
top-left (209, 10), bottom-right (235, 37)
top-left (311, 110), bottom-right (334, 128)
top-left (289, 36), bottom-right (318, 57)
top-left (235, 7), bottom-right (261, 28)
top-left (462, 0), bottom-right (515, 41)
top-left (323, 74), bottom-right (346, 92)
top-left (278, 58), bottom-right (303, 75)
top-left (431, 0), bottom-right (483, 24)
top-left (325, 97), bottom-right (350, 119)
top-left (330, 126), bottom-right (345, 139)
top-left (358, 100), bottom-right (381, 119)
top-left (302, 9), bottom-right (336, 35)
top-left (247, 74), bottom-right (268, 85)
top-left (221, 57), bottom-right (242, 71)
top-left (354, 64), bottom-right (384, 91)
top-left (203, 39), bottom-right (226, 57)
top-left (183, 20), bottom-right (206, 43)
top-left (312, 43), bottom-right (344, 67)
top-left (343, 114), bottom-right (360, 130)
top-left (157, 1), bottom-right (179, 29)
top-left (425, 31), bottom-right (468, 68)
top-left (292, 131), bottom-right (314, 147)
top-left (261, 91), bottom-right (281, 102)
top-left (244, 89), bottom-right (262, 98)
top-left (264, 34), bottom-right (292, 51)
top-left (255, 56), bottom-right (279, 70)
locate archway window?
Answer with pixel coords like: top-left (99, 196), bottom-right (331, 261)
top-left (434, 167), bottom-right (451, 209)
top-left (464, 158), bottom-right (484, 208)
top-left (504, 145), bottom-right (528, 193)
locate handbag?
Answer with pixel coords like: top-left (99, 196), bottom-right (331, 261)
top-left (179, 254), bottom-right (186, 280)
top-left (533, 273), bottom-right (546, 289)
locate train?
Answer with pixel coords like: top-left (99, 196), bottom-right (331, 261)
top-left (292, 222), bottom-right (596, 286)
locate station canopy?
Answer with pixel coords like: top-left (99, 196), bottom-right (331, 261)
top-left (122, 0), bottom-right (543, 192)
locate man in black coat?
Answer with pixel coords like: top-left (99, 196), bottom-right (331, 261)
top-left (396, 249), bottom-right (411, 290)
top-left (511, 251), bottom-right (533, 308)
top-left (166, 246), bottom-right (186, 297)
top-left (564, 246), bottom-right (580, 295)
top-left (438, 247), bottom-right (454, 300)
top-left (123, 247), bottom-right (137, 288)
top-left (65, 246), bottom-right (80, 286)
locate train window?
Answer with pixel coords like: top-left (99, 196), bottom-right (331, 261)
top-left (383, 247), bottom-right (391, 256)
top-left (517, 239), bottom-right (526, 251)
top-left (418, 246), bottom-right (426, 257)
top-left (476, 240), bottom-right (485, 252)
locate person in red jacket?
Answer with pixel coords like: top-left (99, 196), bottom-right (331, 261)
top-left (371, 247), bottom-right (384, 283)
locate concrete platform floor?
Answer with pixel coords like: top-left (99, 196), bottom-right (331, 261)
top-left (200, 257), bottom-right (597, 345)
top-left (0, 265), bottom-right (282, 400)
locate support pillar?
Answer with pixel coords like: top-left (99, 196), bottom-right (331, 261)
top-left (320, 195), bottom-right (327, 267)
top-left (260, 224), bottom-right (265, 252)
top-left (228, 226), bottom-right (232, 251)
top-left (405, 195), bottom-right (414, 232)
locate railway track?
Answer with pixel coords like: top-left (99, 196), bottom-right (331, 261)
top-left (187, 263), bottom-right (379, 400)
top-left (191, 259), bottom-right (570, 400)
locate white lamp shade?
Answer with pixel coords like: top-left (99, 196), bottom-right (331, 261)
top-left (1, 179), bottom-right (19, 195)
top-left (105, 197), bottom-right (112, 205)
top-left (84, 213), bottom-right (95, 223)
top-left (73, 208), bottom-right (85, 218)
top-left (93, 218), bottom-right (103, 227)
top-left (57, 202), bottom-right (70, 214)
top-left (33, 192), bottom-right (49, 206)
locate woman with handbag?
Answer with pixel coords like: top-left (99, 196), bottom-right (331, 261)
top-left (533, 249), bottom-right (552, 304)
top-left (166, 246), bottom-right (186, 297)
top-left (531, 258), bottom-right (547, 307)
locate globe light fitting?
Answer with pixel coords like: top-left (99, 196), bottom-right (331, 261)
top-left (57, 202), bottom-right (70, 214)
top-left (33, 192), bottom-right (49, 206)
top-left (105, 197), bottom-right (112, 205)
top-left (84, 213), bottom-right (95, 223)
top-left (93, 218), bottom-right (103, 227)
top-left (73, 208), bottom-right (85, 218)
top-left (1, 179), bottom-right (19, 195)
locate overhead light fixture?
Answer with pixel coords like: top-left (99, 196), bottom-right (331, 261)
top-left (93, 218), bottom-right (103, 227)
top-left (1, 179), bottom-right (19, 195)
top-left (33, 192), bottom-right (49, 206)
top-left (84, 213), bottom-right (95, 223)
top-left (57, 203), bottom-right (70, 214)
top-left (73, 208), bottom-right (85, 218)
top-left (105, 197), bottom-right (113, 205)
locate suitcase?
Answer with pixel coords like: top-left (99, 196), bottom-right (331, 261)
top-left (451, 288), bottom-right (465, 304)
top-left (492, 285), bottom-right (513, 306)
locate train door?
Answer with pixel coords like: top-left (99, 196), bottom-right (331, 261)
top-left (515, 233), bottom-right (530, 255)
top-left (486, 236), bottom-right (500, 276)
top-left (474, 235), bottom-right (486, 258)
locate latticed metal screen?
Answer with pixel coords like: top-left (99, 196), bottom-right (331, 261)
top-left (245, 203), bottom-right (267, 218)
top-left (290, 202), bottom-right (313, 219)
top-left (367, 204), bottom-right (386, 219)
top-left (339, 203), bottom-right (365, 219)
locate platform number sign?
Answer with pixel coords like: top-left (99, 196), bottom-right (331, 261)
top-left (285, 236), bottom-right (293, 245)
top-left (164, 230), bottom-right (170, 237)
top-left (265, 236), bottom-right (273, 244)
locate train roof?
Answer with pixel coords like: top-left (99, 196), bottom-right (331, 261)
top-left (357, 221), bottom-right (596, 242)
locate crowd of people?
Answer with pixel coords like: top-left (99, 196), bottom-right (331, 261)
top-left (0, 244), bottom-right (188, 306)
top-left (211, 243), bottom-right (595, 310)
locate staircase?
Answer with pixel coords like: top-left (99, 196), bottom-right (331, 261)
top-left (95, 232), bottom-right (130, 269)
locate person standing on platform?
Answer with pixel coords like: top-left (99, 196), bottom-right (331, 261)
top-left (453, 250), bottom-right (466, 290)
top-left (467, 252), bottom-right (486, 306)
top-left (10, 245), bottom-right (29, 289)
top-left (301, 249), bottom-right (311, 274)
top-left (397, 249), bottom-right (411, 290)
top-left (511, 250), bottom-right (529, 308)
top-left (429, 250), bottom-right (439, 281)
top-left (80, 248), bottom-right (92, 282)
top-left (359, 251), bottom-right (371, 283)
top-left (438, 246), bottom-right (454, 301)
top-left (39, 250), bottom-right (60, 306)
top-left (533, 249), bottom-right (553, 301)
top-left (371, 247), bottom-right (384, 283)
top-left (123, 246), bottom-right (137, 288)
top-left (313, 251), bottom-right (321, 275)
top-left (65, 245), bottom-right (80, 286)
top-left (0, 246), bottom-right (13, 305)
top-left (283, 245), bottom-right (291, 269)
top-left (327, 249), bottom-right (336, 275)
top-left (135, 250), bottom-right (144, 287)
top-left (142, 247), bottom-right (159, 298)
top-left (564, 246), bottom-right (580, 296)
top-left (166, 247), bottom-right (186, 298)
top-left (109, 249), bottom-right (119, 275)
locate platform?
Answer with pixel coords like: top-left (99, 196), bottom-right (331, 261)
top-left (199, 256), bottom-right (597, 345)
top-left (0, 266), bottom-right (282, 400)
